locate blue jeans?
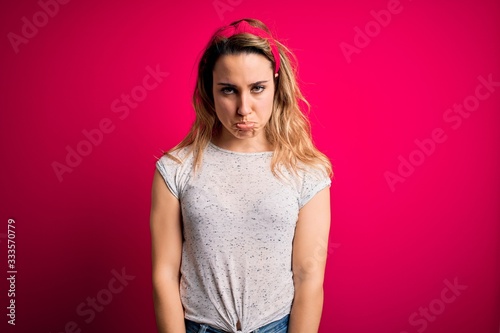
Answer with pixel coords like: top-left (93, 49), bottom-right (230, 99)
top-left (185, 314), bottom-right (290, 333)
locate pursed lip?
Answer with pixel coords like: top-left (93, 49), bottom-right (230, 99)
top-left (235, 122), bottom-right (255, 130)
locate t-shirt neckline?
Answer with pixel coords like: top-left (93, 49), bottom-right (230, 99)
top-left (208, 141), bottom-right (274, 156)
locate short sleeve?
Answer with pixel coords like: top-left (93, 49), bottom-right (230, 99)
top-left (299, 166), bottom-right (331, 208)
top-left (156, 147), bottom-right (195, 200)
top-left (156, 155), bottom-right (181, 199)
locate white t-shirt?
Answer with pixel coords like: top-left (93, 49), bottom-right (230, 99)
top-left (156, 142), bottom-right (331, 333)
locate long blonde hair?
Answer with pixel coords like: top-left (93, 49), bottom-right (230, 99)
top-left (166, 18), bottom-right (332, 178)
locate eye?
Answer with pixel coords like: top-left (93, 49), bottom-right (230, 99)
top-left (221, 87), bottom-right (236, 95)
top-left (252, 86), bottom-right (265, 93)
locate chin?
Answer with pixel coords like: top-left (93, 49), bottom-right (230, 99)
top-left (234, 130), bottom-right (257, 138)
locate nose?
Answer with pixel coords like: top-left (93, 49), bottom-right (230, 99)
top-left (237, 93), bottom-right (252, 117)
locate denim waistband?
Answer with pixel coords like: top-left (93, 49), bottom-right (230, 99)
top-left (184, 313), bottom-right (290, 333)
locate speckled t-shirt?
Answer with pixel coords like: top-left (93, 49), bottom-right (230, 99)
top-left (156, 142), bottom-right (331, 333)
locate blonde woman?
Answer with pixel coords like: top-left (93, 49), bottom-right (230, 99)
top-left (150, 18), bottom-right (332, 333)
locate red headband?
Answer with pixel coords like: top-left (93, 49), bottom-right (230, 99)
top-left (216, 21), bottom-right (281, 74)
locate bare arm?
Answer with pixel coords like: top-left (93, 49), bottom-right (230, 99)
top-left (150, 169), bottom-right (185, 333)
top-left (289, 187), bottom-right (331, 333)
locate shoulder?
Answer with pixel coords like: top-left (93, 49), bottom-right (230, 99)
top-left (163, 145), bottom-right (194, 162)
top-left (156, 144), bottom-right (197, 173)
top-left (296, 161), bottom-right (331, 182)
top-left (156, 145), bottom-right (194, 169)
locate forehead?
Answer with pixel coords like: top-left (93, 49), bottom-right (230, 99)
top-left (213, 53), bottom-right (273, 81)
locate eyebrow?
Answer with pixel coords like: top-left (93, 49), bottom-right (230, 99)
top-left (216, 80), bottom-right (269, 87)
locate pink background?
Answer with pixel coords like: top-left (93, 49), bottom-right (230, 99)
top-left (1, 0), bottom-right (499, 332)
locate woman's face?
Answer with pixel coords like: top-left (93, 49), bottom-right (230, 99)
top-left (212, 53), bottom-right (276, 149)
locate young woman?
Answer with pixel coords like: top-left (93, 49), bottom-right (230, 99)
top-left (150, 18), bottom-right (332, 333)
